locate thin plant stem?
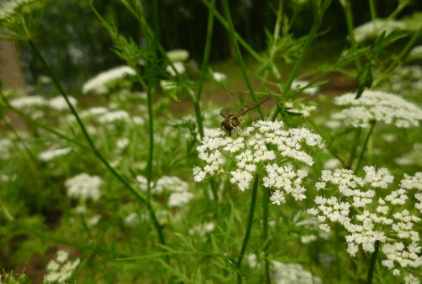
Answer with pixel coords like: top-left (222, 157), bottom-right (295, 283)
top-left (2, 117), bottom-right (38, 166)
top-left (146, 85), bottom-right (155, 199)
top-left (389, 1), bottom-right (411, 19)
top-left (0, 201), bottom-right (14, 222)
top-left (270, 1), bottom-right (327, 121)
top-left (367, 240), bottom-right (380, 284)
top-left (236, 175), bottom-right (259, 284)
top-left (354, 121), bottom-right (376, 172)
top-left (202, 0), bottom-right (263, 63)
top-left (221, 0), bottom-right (263, 118)
top-left (369, 0), bottom-right (377, 20)
top-left (0, 95), bottom-right (89, 150)
top-left (374, 30), bottom-right (421, 87)
top-left (262, 187), bottom-right (271, 284)
top-left (340, 0), bottom-right (362, 70)
top-left (347, 127), bottom-right (362, 169)
top-left (194, 0), bottom-right (216, 138)
top-left (27, 39), bottom-right (166, 246)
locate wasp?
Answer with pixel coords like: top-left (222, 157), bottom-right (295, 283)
top-left (220, 96), bottom-right (271, 136)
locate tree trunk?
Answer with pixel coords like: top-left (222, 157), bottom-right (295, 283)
top-left (0, 40), bottom-right (26, 91)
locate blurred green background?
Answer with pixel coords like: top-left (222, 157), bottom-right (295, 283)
top-left (18, 0), bottom-right (422, 91)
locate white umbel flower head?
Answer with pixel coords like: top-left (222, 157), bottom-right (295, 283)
top-left (65, 173), bottom-right (102, 202)
top-left (212, 72), bottom-right (227, 82)
top-left (10, 95), bottom-right (47, 109)
top-left (353, 19), bottom-right (406, 43)
top-left (44, 250), bottom-right (80, 283)
top-left (166, 62), bottom-right (185, 77)
top-left (194, 120), bottom-right (324, 203)
top-left (0, 0), bottom-right (40, 21)
top-left (408, 45), bottom-right (422, 61)
top-left (166, 49), bottom-right (189, 62)
top-left (136, 175), bottom-right (193, 208)
top-left (271, 261), bottom-right (322, 284)
top-left (329, 90), bottom-right (422, 128)
top-left (309, 167), bottom-right (422, 276)
top-left (82, 66), bottom-right (136, 95)
top-left (48, 96), bottom-right (77, 111)
top-left (38, 147), bottom-right (71, 162)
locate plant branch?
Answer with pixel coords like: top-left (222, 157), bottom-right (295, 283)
top-left (222, 0), bottom-right (263, 118)
top-left (27, 39), bottom-right (166, 246)
top-left (354, 121), bottom-right (376, 172)
top-left (236, 175), bottom-right (259, 284)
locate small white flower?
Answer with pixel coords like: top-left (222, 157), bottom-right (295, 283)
top-left (65, 173), bottom-right (102, 202)
top-left (38, 147), bottom-right (71, 162)
top-left (82, 66), bottom-right (136, 94)
top-left (166, 49), bottom-right (189, 62)
top-left (212, 72), bottom-right (227, 82)
top-left (48, 96), bottom-right (77, 111)
top-left (166, 62), bottom-right (185, 76)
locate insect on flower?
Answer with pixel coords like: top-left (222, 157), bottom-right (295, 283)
top-left (220, 96), bottom-right (271, 135)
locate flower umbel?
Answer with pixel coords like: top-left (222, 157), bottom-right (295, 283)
top-left (309, 167), bottom-right (422, 276)
top-left (194, 120), bottom-right (324, 204)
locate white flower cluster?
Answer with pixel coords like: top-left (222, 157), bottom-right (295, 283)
top-left (271, 261), bottom-right (322, 284)
top-left (386, 66), bottom-right (422, 94)
top-left (396, 144), bottom-right (422, 167)
top-left (48, 96), bottom-right (77, 111)
top-left (353, 19), bottom-right (405, 43)
top-left (329, 90), bottom-right (422, 128)
top-left (166, 62), bottom-right (186, 77)
top-left (136, 175), bottom-right (193, 208)
top-left (309, 167), bottom-right (422, 276)
top-left (212, 71), bottom-right (227, 82)
top-left (78, 106), bottom-right (144, 126)
top-left (0, 138), bottom-right (12, 159)
top-left (189, 222), bottom-right (215, 236)
top-left (97, 110), bottom-right (130, 124)
top-left (10, 95), bottom-right (78, 112)
top-left (43, 250), bottom-right (80, 283)
top-left (0, 0), bottom-right (38, 21)
top-left (285, 101), bottom-right (317, 117)
top-left (292, 80), bottom-right (319, 96)
top-left (408, 45), bottom-right (422, 61)
top-left (10, 95), bottom-right (46, 109)
top-left (166, 49), bottom-right (189, 62)
top-left (65, 173), bottom-right (102, 202)
top-left (193, 120), bottom-right (324, 204)
top-left (38, 147), bottom-right (71, 162)
top-left (160, 49), bottom-right (189, 88)
top-left (82, 66), bottom-right (136, 95)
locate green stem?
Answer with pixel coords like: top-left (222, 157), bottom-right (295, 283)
top-left (367, 240), bottom-right (380, 284)
top-left (262, 187), bottom-right (271, 284)
top-left (236, 175), bottom-right (259, 284)
top-left (354, 121), bottom-right (376, 172)
top-left (374, 30), bottom-right (421, 87)
top-left (194, 0), bottom-right (216, 138)
top-left (202, 0), bottom-right (263, 63)
top-left (270, 1), bottom-right (326, 121)
top-left (341, 0), bottom-right (362, 70)
top-left (28, 39), bottom-right (166, 246)
top-left (347, 127), bottom-right (362, 169)
top-left (2, 117), bottom-right (38, 165)
top-left (146, 86), bottom-right (154, 199)
top-left (0, 95), bottom-right (88, 150)
top-left (0, 201), bottom-right (14, 222)
top-left (222, 0), bottom-right (263, 118)
top-left (369, 0), bottom-right (377, 20)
